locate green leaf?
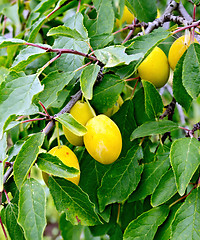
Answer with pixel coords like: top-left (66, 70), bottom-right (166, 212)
top-left (94, 46), bottom-right (142, 68)
top-left (37, 71), bottom-right (75, 108)
top-left (151, 168), bottom-right (177, 207)
top-left (47, 26), bottom-right (88, 41)
top-left (28, 16), bottom-right (46, 43)
top-left (126, 0), bottom-right (157, 22)
top-left (11, 46), bottom-right (46, 71)
top-left (37, 152), bottom-right (79, 178)
top-left (55, 113), bottom-right (87, 136)
top-left (53, 13), bottom-right (89, 73)
top-left (49, 176), bottom-right (101, 226)
top-left (0, 72), bottom-right (43, 138)
top-left (129, 154), bottom-right (170, 202)
top-left (142, 80), bottom-right (164, 119)
top-left (182, 43), bottom-right (200, 99)
top-left (13, 132), bottom-right (45, 189)
top-left (130, 120), bottom-right (179, 141)
top-left (0, 133), bottom-right (7, 191)
top-left (80, 64), bottom-right (100, 100)
top-left (0, 66), bottom-right (9, 84)
top-left (0, 37), bottom-right (25, 49)
top-left (170, 137), bottom-right (200, 196)
top-left (173, 52), bottom-right (192, 112)
top-left (33, 0), bottom-right (57, 14)
top-left (171, 187), bottom-right (200, 240)
top-left (90, 33), bottom-right (114, 50)
top-left (123, 205), bottom-right (169, 240)
top-left (97, 144), bottom-right (143, 212)
top-left (91, 74), bottom-right (125, 113)
top-left (18, 178), bottom-right (46, 240)
top-left (1, 203), bottom-right (25, 240)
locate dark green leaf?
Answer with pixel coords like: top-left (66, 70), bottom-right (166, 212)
top-left (0, 133), bottom-right (7, 191)
top-left (130, 120), bottom-right (179, 141)
top-left (28, 16), bottom-right (46, 43)
top-left (0, 37), bottom-right (25, 49)
top-left (91, 74), bottom-right (125, 113)
top-left (90, 33), bottom-right (114, 50)
top-left (97, 144), bottom-right (143, 212)
top-left (142, 80), bottom-right (164, 119)
top-left (123, 205), bottom-right (169, 240)
top-left (94, 46), bottom-right (142, 68)
top-left (13, 132), bottom-right (45, 189)
top-left (0, 71), bottom-right (43, 138)
top-left (80, 64), bottom-right (100, 100)
top-left (33, 0), bottom-right (57, 14)
top-left (173, 51), bottom-right (192, 112)
top-left (151, 168), bottom-right (177, 207)
top-left (55, 113), bottom-right (87, 136)
top-left (18, 179), bottom-right (46, 240)
top-left (129, 154), bottom-right (170, 202)
top-left (171, 187), bottom-right (200, 240)
top-left (37, 152), bottom-right (79, 178)
top-left (170, 137), bottom-right (200, 196)
top-left (1, 203), bottom-right (25, 240)
top-left (182, 43), bottom-right (200, 99)
top-left (49, 176), bottom-right (101, 226)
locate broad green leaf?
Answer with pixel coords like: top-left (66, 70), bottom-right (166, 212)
top-left (49, 176), bottom-right (101, 226)
top-left (94, 46), bottom-right (142, 68)
top-left (33, 0), bottom-right (57, 13)
top-left (28, 16), bottom-right (46, 43)
top-left (142, 80), bottom-right (164, 119)
top-left (90, 33), bottom-right (114, 50)
top-left (170, 137), bottom-right (200, 196)
top-left (126, 0), bottom-right (157, 22)
top-left (130, 120), bottom-right (179, 141)
top-left (183, 43), bottom-right (200, 99)
top-left (37, 152), bottom-right (79, 178)
top-left (38, 71), bottom-right (75, 108)
top-left (97, 144), bottom-right (143, 212)
top-left (0, 72), bottom-right (43, 138)
top-left (112, 99), bottom-right (137, 156)
top-left (18, 179), bottom-right (46, 240)
top-left (55, 113), bottom-right (87, 136)
top-left (13, 132), bottom-right (45, 189)
top-left (173, 52), bottom-right (192, 112)
top-left (129, 154), bottom-right (170, 202)
top-left (171, 187), bottom-right (200, 240)
top-left (80, 64), bottom-right (100, 100)
top-left (0, 37), bottom-right (25, 49)
top-left (151, 168), bottom-right (177, 207)
top-left (91, 74), bottom-right (125, 113)
top-left (0, 66), bottom-right (9, 84)
top-left (123, 205), bottom-right (169, 240)
top-left (1, 203), bottom-right (25, 240)
top-left (47, 26), bottom-right (87, 41)
top-left (53, 13), bottom-right (89, 73)
top-left (0, 133), bottom-right (7, 191)
top-left (11, 46), bottom-right (46, 71)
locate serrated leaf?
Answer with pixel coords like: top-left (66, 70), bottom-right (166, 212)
top-left (91, 74), bottom-right (125, 113)
top-left (94, 46), bottom-right (142, 68)
top-left (11, 46), bottom-right (46, 71)
top-left (37, 152), bottom-right (79, 178)
top-left (0, 37), bottom-right (25, 49)
top-left (1, 203), bottom-right (25, 240)
top-left (129, 154), bottom-right (170, 202)
top-left (170, 137), bottom-right (200, 196)
top-left (0, 72), bottom-right (43, 138)
top-left (80, 64), bottom-right (100, 100)
top-left (171, 187), bottom-right (200, 240)
top-left (18, 179), bottom-right (46, 240)
top-left (49, 176), bottom-right (101, 226)
top-left (173, 52), bottom-right (192, 112)
top-left (55, 113), bottom-right (87, 136)
top-left (97, 144), bottom-right (143, 212)
top-left (13, 132), bottom-right (45, 189)
top-left (48, 26), bottom-right (87, 41)
top-left (123, 205), bottom-right (169, 240)
top-left (142, 80), bottom-right (164, 119)
top-left (130, 120), bottom-right (179, 141)
top-left (182, 43), bottom-right (200, 99)
top-left (0, 133), bottom-right (7, 191)
top-left (37, 71), bottom-right (75, 108)
top-left (151, 168), bottom-right (177, 207)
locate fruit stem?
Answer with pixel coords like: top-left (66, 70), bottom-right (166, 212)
top-left (130, 78), bottom-right (140, 99)
top-left (39, 101), bottom-right (51, 118)
top-left (56, 122), bottom-right (61, 148)
top-left (116, 203), bottom-right (121, 225)
top-left (0, 216), bottom-right (7, 240)
top-left (77, 0), bottom-right (81, 12)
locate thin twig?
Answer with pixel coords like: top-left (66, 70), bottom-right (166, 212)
top-left (39, 101), bottom-right (51, 118)
top-left (0, 217), bottom-right (7, 240)
top-left (21, 118), bottom-right (46, 123)
top-left (3, 189), bottom-right (10, 204)
top-left (77, 0), bottom-right (81, 13)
